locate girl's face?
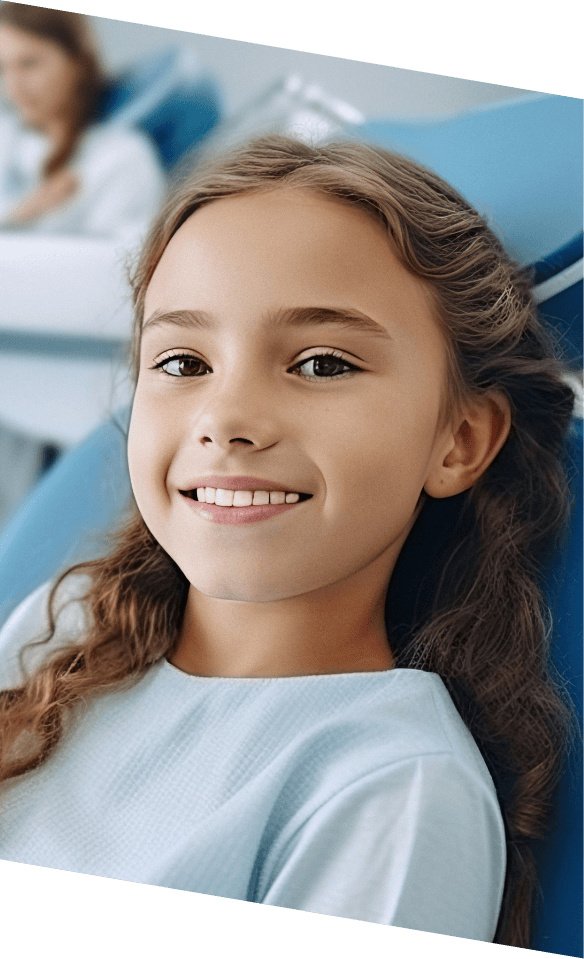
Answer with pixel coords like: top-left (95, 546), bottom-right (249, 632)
top-left (0, 24), bottom-right (80, 128)
top-left (128, 188), bottom-right (457, 603)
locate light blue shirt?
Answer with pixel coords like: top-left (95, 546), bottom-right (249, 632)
top-left (0, 578), bottom-right (506, 941)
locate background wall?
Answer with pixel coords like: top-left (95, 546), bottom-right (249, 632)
top-left (90, 14), bottom-right (530, 120)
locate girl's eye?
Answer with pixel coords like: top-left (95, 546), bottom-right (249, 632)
top-left (150, 350), bottom-right (360, 382)
top-left (151, 354), bottom-right (208, 377)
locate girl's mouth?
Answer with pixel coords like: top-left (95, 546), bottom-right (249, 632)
top-left (181, 489), bottom-right (312, 509)
top-left (179, 488), bottom-right (312, 525)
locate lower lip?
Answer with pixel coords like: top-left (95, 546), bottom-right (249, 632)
top-left (180, 495), bottom-right (305, 525)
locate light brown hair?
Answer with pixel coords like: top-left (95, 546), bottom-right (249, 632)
top-left (0, 135), bottom-right (578, 947)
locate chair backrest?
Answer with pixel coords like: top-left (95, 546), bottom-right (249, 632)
top-left (358, 92), bottom-right (583, 268)
top-left (0, 91), bottom-right (581, 956)
top-left (96, 45), bottom-right (223, 171)
top-left (533, 226), bottom-right (583, 959)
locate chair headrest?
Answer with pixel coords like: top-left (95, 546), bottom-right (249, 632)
top-left (96, 46), bottom-right (223, 170)
top-left (358, 93), bottom-right (583, 266)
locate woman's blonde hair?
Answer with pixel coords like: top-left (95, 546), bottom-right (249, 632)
top-left (0, 135), bottom-right (577, 948)
top-left (0, 3), bottom-right (104, 175)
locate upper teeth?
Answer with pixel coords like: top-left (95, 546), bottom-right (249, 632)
top-left (195, 488), bottom-right (300, 506)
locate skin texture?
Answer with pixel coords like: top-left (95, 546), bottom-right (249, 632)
top-left (0, 23), bottom-right (80, 223)
top-left (128, 188), bottom-right (511, 678)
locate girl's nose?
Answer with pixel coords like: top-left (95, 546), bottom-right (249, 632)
top-left (195, 379), bottom-right (282, 449)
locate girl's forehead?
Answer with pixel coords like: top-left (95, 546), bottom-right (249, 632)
top-left (145, 188), bottom-right (432, 321)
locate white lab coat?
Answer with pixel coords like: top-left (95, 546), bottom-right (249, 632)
top-left (0, 111), bottom-right (166, 509)
top-left (0, 109), bottom-right (166, 246)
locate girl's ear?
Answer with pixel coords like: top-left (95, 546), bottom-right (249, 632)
top-left (424, 391), bottom-right (512, 498)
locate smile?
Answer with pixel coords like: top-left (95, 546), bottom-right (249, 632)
top-left (179, 488), bottom-right (312, 525)
top-left (183, 487), bottom-right (312, 507)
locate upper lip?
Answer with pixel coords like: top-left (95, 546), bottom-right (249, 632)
top-left (179, 475), bottom-right (308, 493)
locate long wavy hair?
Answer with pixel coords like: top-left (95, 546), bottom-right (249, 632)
top-left (0, 135), bottom-right (578, 948)
top-left (0, 3), bottom-right (104, 175)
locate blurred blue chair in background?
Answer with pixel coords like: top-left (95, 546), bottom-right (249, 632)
top-left (96, 45), bottom-right (223, 172)
top-left (0, 91), bottom-right (581, 957)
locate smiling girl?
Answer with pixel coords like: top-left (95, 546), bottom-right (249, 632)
top-left (0, 135), bottom-right (576, 949)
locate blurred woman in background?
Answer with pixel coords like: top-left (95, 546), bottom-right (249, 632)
top-left (0, 4), bottom-right (168, 532)
top-left (0, 3), bottom-right (165, 244)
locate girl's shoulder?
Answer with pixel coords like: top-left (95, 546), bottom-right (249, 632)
top-left (0, 573), bottom-right (91, 690)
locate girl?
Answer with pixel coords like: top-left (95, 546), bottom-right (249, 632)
top-left (0, 135), bottom-right (577, 949)
top-left (0, 3), bottom-right (164, 241)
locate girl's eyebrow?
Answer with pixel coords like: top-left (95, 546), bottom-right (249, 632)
top-left (142, 306), bottom-right (394, 341)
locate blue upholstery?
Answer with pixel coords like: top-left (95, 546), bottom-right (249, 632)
top-left (533, 232), bottom-right (583, 364)
top-left (358, 93), bottom-right (583, 267)
top-left (0, 412), bottom-right (132, 627)
top-left (520, 237), bottom-right (582, 958)
top-left (0, 93), bottom-right (581, 955)
top-left (96, 46), bottom-right (222, 171)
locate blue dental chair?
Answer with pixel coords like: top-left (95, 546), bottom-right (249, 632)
top-left (0, 92), bottom-right (582, 957)
top-left (96, 45), bottom-right (223, 173)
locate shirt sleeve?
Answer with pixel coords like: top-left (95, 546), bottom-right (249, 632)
top-left (64, 126), bottom-right (167, 246)
top-left (0, 580), bottom-right (50, 689)
top-left (0, 575), bottom-right (90, 690)
top-left (1, 117), bottom-right (166, 240)
top-left (257, 753), bottom-right (506, 942)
